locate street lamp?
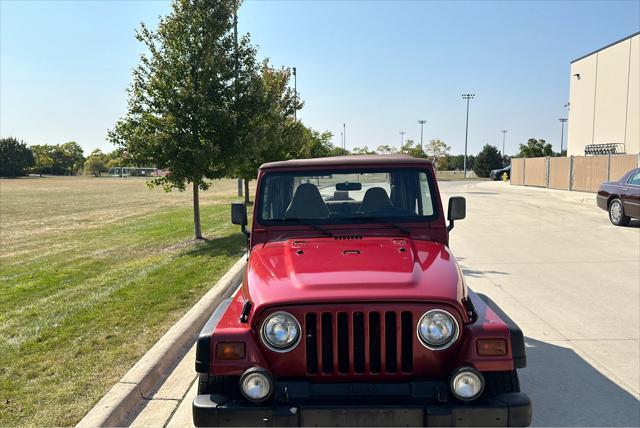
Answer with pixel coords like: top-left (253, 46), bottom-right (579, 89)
top-left (418, 120), bottom-right (427, 152)
top-left (400, 131), bottom-right (405, 147)
top-left (501, 130), bottom-right (507, 166)
top-left (462, 94), bottom-right (475, 178)
top-left (292, 67), bottom-right (297, 121)
top-left (558, 118), bottom-right (568, 155)
top-left (343, 123), bottom-right (346, 150)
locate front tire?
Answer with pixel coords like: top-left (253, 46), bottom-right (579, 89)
top-left (609, 198), bottom-right (631, 226)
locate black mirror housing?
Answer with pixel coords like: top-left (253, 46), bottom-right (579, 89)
top-left (231, 202), bottom-right (248, 226)
top-left (447, 196), bottom-right (466, 232)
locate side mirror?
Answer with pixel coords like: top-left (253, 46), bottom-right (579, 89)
top-left (231, 202), bottom-right (250, 238)
top-left (447, 196), bottom-right (466, 232)
top-left (231, 202), bottom-right (247, 226)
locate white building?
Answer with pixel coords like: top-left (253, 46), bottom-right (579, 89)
top-left (567, 32), bottom-right (639, 156)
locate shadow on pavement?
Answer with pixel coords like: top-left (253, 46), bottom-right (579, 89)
top-left (521, 338), bottom-right (640, 426)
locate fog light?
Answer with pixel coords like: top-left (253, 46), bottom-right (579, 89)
top-left (450, 367), bottom-right (484, 401)
top-left (239, 367), bottom-right (273, 403)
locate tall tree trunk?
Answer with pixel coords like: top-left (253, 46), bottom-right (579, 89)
top-left (244, 179), bottom-right (250, 205)
top-left (193, 181), bottom-right (203, 239)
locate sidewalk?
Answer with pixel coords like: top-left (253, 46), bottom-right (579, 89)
top-left (129, 343), bottom-right (198, 427)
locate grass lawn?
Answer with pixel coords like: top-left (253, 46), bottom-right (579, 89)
top-left (0, 176), bottom-right (249, 426)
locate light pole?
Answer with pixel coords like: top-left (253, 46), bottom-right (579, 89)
top-left (343, 123), bottom-right (346, 150)
top-left (293, 67), bottom-right (297, 121)
top-left (501, 130), bottom-right (507, 166)
top-left (418, 120), bottom-right (427, 152)
top-left (462, 93), bottom-right (475, 178)
top-left (558, 118), bottom-right (567, 155)
top-left (400, 131), bottom-right (405, 147)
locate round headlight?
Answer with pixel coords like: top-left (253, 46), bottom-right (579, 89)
top-left (450, 367), bottom-right (484, 401)
top-left (261, 311), bottom-right (301, 352)
top-left (239, 367), bottom-right (273, 403)
top-left (417, 309), bottom-right (459, 350)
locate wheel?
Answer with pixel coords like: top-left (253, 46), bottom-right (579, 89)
top-left (609, 198), bottom-right (631, 226)
top-left (197, 373), bottom-right (241, 397)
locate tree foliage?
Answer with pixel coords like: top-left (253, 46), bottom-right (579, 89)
top-left (109, 0), bottom-right (257, 238)
top-left (0, 137), bottom-right (34, 177)
top-left (83, 149), bottom-right (109, 176)
top-left (30, 142), bottom-right (85, 175)
top-left (516, 138), bottom-right (554, 158)
top-left (399, 139), bottom-right (425, 158)
top-left (473, 144), bottom-right (503, 178)
top-left (424, 139), bottom-right (450, 165)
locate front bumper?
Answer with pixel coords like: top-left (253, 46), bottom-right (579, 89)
top-left (193, 392), bottom-right (532, 427)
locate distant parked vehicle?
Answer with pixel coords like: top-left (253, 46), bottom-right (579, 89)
top-left (490, 165), bottom-right (511, 181)
top-left (597, 168), bottom-right (640, 226)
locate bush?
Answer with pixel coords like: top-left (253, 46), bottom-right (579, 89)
top-left (473, 144), bottom-right (503, 178)
top-left (0, 137), bottom-right (34, 177)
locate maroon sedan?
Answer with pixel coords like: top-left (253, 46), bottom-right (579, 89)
top-left (597, 168), bottom-right (640, 226)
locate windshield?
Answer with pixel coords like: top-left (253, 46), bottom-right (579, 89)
top-left (258, 168), bottom-right (438, 224)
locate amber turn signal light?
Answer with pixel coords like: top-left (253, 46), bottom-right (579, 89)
top-left (476, 338), bottom-right (507, 356)
top-left (215, 342), bottom-right (246, 360)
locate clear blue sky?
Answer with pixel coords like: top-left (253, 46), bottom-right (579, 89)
top-left (1, 0), bottom-right (638, 156)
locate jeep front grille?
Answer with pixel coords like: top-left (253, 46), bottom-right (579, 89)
top-left (305, 311), bottom-right (414, 375)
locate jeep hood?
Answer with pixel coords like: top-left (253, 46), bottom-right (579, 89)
top-left (243, 237), bottom-right (465, 318)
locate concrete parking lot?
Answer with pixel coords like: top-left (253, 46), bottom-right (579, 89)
top-left (129, 180), bottom-right (640, 427)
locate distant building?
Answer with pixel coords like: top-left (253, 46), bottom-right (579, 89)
top-left (567, 32), bottom-right (639, 156)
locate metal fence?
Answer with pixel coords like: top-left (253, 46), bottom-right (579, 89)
top-left (511, 154), bottom-right (639, 193)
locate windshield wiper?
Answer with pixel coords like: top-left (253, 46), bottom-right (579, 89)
top-left (354, 216), bottom-right (412, 235)
top-left (280, 218), bottom-right (333, 237)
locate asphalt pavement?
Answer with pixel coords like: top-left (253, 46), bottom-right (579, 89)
top-left (128, 180), bottom-right (640, 427)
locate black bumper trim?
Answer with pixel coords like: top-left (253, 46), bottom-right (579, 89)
top-left (192, 392), bottom-right (532, 427)
top-left (195, 298), bottom-right (232, 373)
top-left (477, 293), bottom-right (527, 369)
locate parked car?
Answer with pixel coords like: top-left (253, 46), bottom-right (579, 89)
top-left (490, 165), bottom-right (511, 181)
top-left (193, 155), bottom-right (531, 427)
top-left (597, 168), bottom-right (640, 226)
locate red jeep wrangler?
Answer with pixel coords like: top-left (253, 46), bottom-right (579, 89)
top-left (193, 155), bottom-right (532, 427)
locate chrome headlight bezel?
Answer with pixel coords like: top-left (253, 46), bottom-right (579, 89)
top-left (416, 309), bottom-right (459, 350)
top-left (260, 311), bottom-right (302, 352)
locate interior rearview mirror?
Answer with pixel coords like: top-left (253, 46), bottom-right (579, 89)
top-left (336, 182), bottom-right (362, 191)
top-left (447, 196), bottom-right (466, 232)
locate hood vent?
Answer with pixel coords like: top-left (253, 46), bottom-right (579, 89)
top-left (334, 235), bottom-right (362, 240)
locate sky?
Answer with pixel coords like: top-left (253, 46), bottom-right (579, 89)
top-left (1, 1), bottom-right (639, 157)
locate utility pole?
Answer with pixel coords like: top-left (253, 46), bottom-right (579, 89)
top-left (462, 93), bottom-right (475, 178)
top-left (501, 130), bottom-right (507, 166)
top-left (293, 67), bottom-right (297, 121)
top-left (400, 131), bottom-right (405, 147)
top-left (418, 120), bottom-right (427, 152)
top-left (558, 118), bottom-right (568, 155)
top-left (343, 123), bottom-right (346, 150)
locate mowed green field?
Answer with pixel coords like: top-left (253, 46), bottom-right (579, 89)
top-left (0, 176), bottom-right (248, 426)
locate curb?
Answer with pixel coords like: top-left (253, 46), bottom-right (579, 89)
top-left (77, 254), bottom-right (247, 428)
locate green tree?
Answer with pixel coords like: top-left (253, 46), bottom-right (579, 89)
top-left (231, 63), bottom-right (306, 203)
top-left (351, 146), bottom-right (375, 155)
top-left (0, 137), bottom-right (34, 177)
top-left (60, 141), bottom-right (85, 174)
top-left (473, 144), bottom-right (503, 178)
top-left (83, 149), bottom-right (108, 176)
top-left (109, 0), bottom-right (252, 239)
top-left (399, 139), bottom-right (425, 158)
top-left (376, 145), bottom-right (396, 154)
top-left (424, 139), bottom-right (450, 166)
top-left (517, 138), bottom-right (554, 158)
top-left (31, 145), bottom-right (54, 176)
